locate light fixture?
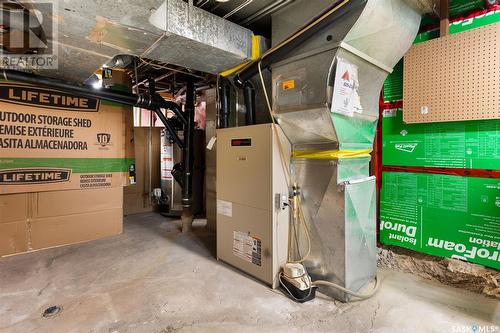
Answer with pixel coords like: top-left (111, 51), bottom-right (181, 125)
top-left (92, 80), bottom-right (102, 89)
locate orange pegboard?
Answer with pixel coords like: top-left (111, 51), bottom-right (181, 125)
top-left (403, 22), bottom-right (500, 123)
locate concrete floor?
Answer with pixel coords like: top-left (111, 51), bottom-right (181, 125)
top-left (1, 213), bottom-right (499, 333)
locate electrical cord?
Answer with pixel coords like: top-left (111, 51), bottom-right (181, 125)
top-left (258, 60), bottom-right (311, 264)
top-left (287, 195), bottom-right (311, 263)
top-left (313, 277), bottom-right (380, 300)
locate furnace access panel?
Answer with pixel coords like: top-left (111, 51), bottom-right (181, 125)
top-left (216, 124), bottom-right (290, 287)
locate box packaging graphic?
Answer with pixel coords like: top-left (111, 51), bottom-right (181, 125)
top-left (0, 81), bottom-right (135, 194)
top-left (380, 172), bottom-right (500, 270)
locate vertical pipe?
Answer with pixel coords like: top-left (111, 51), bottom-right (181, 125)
top-left (243, 81), bottom-right (256, 125)
top-left (218, 79), bottom-right (231, 128)
top-left (148, 78), bottom-right (155, 207)
top-left (182, 79), bottom-right (196, 208)
top-left (181, 79), bottom-right (195, 232)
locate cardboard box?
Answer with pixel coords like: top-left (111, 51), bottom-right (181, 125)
top-left (0, 80), bottom-right (135, 194)
top-left (0, 193), bottom-right (29, 255)
top-left (382, 108), bottom-right (500, 169)
top-left (0, 186), bottom-right (123, 257)
top-left (379, 171), bottom-right (500, 270)
top-left (30, 208), bottom-right (122, 250)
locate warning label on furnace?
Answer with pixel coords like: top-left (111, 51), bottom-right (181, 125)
top-left (233, 231), bottom-right (262, 266)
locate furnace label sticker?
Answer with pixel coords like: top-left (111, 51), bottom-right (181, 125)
top-left (233, 231), bottom-right (262, 267)
top-left (282, 79), bottom-right (295, 91)
top-left (217, 199), bottom-right (233, 217)
top-left (331, 58), bottom-right (363, 117)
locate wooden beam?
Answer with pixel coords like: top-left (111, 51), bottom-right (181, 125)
top-left (439, 0), bottom-right (450, 37)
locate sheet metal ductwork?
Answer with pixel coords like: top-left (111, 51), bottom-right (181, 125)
top-left (269, 0), bottom-right (434, 301)
top-left (23, 0), bottom-right (253, 82)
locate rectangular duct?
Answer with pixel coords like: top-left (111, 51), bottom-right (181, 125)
top-left (147, 0), bottom-right (253, 74)
top-left (29, 0), bottom-right (253, 81)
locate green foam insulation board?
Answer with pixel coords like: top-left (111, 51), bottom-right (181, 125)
top-left (381, 9), bottom-right (500, 169)
top-left (420, 0), bottom-right (486, 27)
top-left (450, 0), bottom-right (486, 17)
top-left (380, 172), bottom-right (500, 270)
top-left (381, 109), bottom-right (500, 169)
top-left (383, 8), bottom-right (500, 102)
top-left (382, 60), bottom-right (404, 104)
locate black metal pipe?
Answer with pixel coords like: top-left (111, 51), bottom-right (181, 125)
top-left (243, 81), bottom-right (256, 125)
top-left (148, 77), bottom-right (184, 149)
top-left (154, 108), bottom-right (183, 148)
top-left (233, 0), bottom-right (362, 87)
top-left (218, 79), bottom-right (231, 128)
top-left (1, 69), bottom-right (187, 124)
top-left (181, 79), bottom-right (195, 208)
top-left (3, 69), bottom-right (139, 105)
top-left (159, 99), bottom-right (187, 125)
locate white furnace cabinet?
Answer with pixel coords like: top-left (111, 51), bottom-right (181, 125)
top-left (216, 124), bottom-right (290, 288)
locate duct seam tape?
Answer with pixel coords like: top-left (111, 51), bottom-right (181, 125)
top-left (292, 149), bottom-right (373, 159)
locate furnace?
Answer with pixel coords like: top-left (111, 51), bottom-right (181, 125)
top-left (216, 124), bottom-right (290, 288)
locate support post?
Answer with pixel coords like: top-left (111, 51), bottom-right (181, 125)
top-left (439, 0), bottom-right (449, 37)
top-left (218, 79), bottom-right (231, 128)
top-left (243, 81), bottom-right (256, 125)
top-left (181, 79), bottom-right (196, 232)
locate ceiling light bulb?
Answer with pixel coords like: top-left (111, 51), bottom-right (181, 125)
top-left (92, 81), bottom-right (102, 89)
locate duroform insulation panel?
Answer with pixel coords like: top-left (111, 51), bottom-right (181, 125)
top-left (382, 109), bottom-right (500, 169)
top-left (380, 172), bottom-right (500, 270)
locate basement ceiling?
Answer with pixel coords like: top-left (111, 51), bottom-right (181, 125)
top-left (0, 0), bottom-right (287, 84)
